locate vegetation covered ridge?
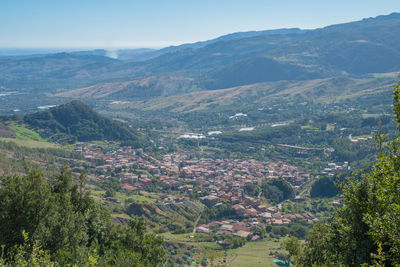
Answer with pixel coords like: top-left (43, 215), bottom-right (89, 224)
top-left (23, 100), bottom-right (144, 146)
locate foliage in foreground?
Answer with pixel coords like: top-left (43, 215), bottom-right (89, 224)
top-left (282, 81), bottom-right (400, 266)
top-left (0, 166), bottom-right (166, 266)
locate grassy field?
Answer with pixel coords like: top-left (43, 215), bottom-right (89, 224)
top-left (119, 192), bottom-right (157, 203)
top-left (163, 231), bottom-right (284, 267)
top-left (62, 144), bottom-right (76, 150)
top-left (0, 137), bottom-right (58, 149)
top-left (326, 123), bottom-right (335, 131)
top-left (91, 190), bottom-right (157, 204)
top-left (0, 123), bottom-right (58, 149)
top-left (301, 125), bottom-right (320, 132)
top-left (8, 123), bottom-right (46, 141)
top-left (226, 238), bottom-right (283, 267)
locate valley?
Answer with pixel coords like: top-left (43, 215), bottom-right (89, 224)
top-left (1, 10), bottom-right (400, 266)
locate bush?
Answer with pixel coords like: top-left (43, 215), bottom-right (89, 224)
top-left (262, 178), bottom-right (294, 203)
top-left (289, 224), bottom-right (309, 240)
top-left (272, 226), bottom-right (289, 237)
top-left (310, 176), bottom-right (339, 198)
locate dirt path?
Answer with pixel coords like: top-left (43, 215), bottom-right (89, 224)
top-left (192, 213), bottom-right (202, 233)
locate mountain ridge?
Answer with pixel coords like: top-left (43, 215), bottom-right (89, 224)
top-left (1, 12), bottom-right (400, 102)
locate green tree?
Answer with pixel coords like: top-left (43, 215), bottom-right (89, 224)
top-left (0, 168), bottom-right (54, 252)
top-left (310, 176), bottom-right (339, 198)
top-left (253, 227), bottom-right (267, 239)
top-left (0, 165), bottom-right (166, 266)
top-left (0, 231), bottom-right (57, 267)
top-left (281, 236), bottom-right (302, 264)
top-left (285, 80), bottom-right (400, 266)
top-left (288, 224), bottom-right (309, 240)
top-left (201, 256), bottom-right (208, 266)
top-left (122, 217), bottom-right (166, 266)
top-left (262, 178), bottom-right (294, 203)
top-left (244, 183), bottom-right (260, 197)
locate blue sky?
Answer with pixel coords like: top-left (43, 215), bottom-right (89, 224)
top-left (1, 0), bottom-right (400, 49)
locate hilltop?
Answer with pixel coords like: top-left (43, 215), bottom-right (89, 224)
top-left (23, 100), bottom-right (143, 145)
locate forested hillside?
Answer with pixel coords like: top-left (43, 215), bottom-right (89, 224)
top-left (23, 100), bottom-right (143, 145)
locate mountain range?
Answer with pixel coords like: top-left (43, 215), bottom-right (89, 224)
top-left (1, 13), bottom-right (400, 105)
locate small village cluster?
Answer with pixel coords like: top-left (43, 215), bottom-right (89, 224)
top-left (76, 143), bottom-right (309, 191)
top-left (76, 142), bottom-right (329, 239)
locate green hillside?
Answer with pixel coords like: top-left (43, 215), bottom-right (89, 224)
top-left (23, 100), bottom-right (143, 145)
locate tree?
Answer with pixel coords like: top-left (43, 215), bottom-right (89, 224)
top-left (0, 231), bottom-right (57, 267)
top-left (281, 236), bottom-right (302, 264)
top-left (284, 80), bottom-right (400, 266)
top-left (0, 166), bottom-right (166, 266)
top-left (253, 227), bottom-right (267, 239)
top-left (289, 224), bottom-right (308, 240)
top-left (0, 168), bottom-right (54, 252)
top-left (262, 178), bottom-right (294, 203)
top-left (244, 183), bottom-right (260, 197)
top-left (122, 217), bottom-right (166, 266)
top-left (310, 176), bottom-right (339, 198)
top-left (201, 256), bottom-right (208, 266)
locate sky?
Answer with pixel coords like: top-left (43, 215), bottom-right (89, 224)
top-left (1, 0), bottom-right (400, 49)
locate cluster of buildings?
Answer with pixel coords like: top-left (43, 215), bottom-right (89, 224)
top-left (77, 144), bottom-right (309, 194)
top-left (321, 161), bottom-right (350, 176)
top-left (160, 152), bottom-right (309, 184)
top-left (196, 206), bottom-right (319, 240)
top-left (76, 143), bottom-right (320, 239)
top-left (157, 154), bottom-right (310, 216)
top-left (78, 141), bottom-right (310, 193)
